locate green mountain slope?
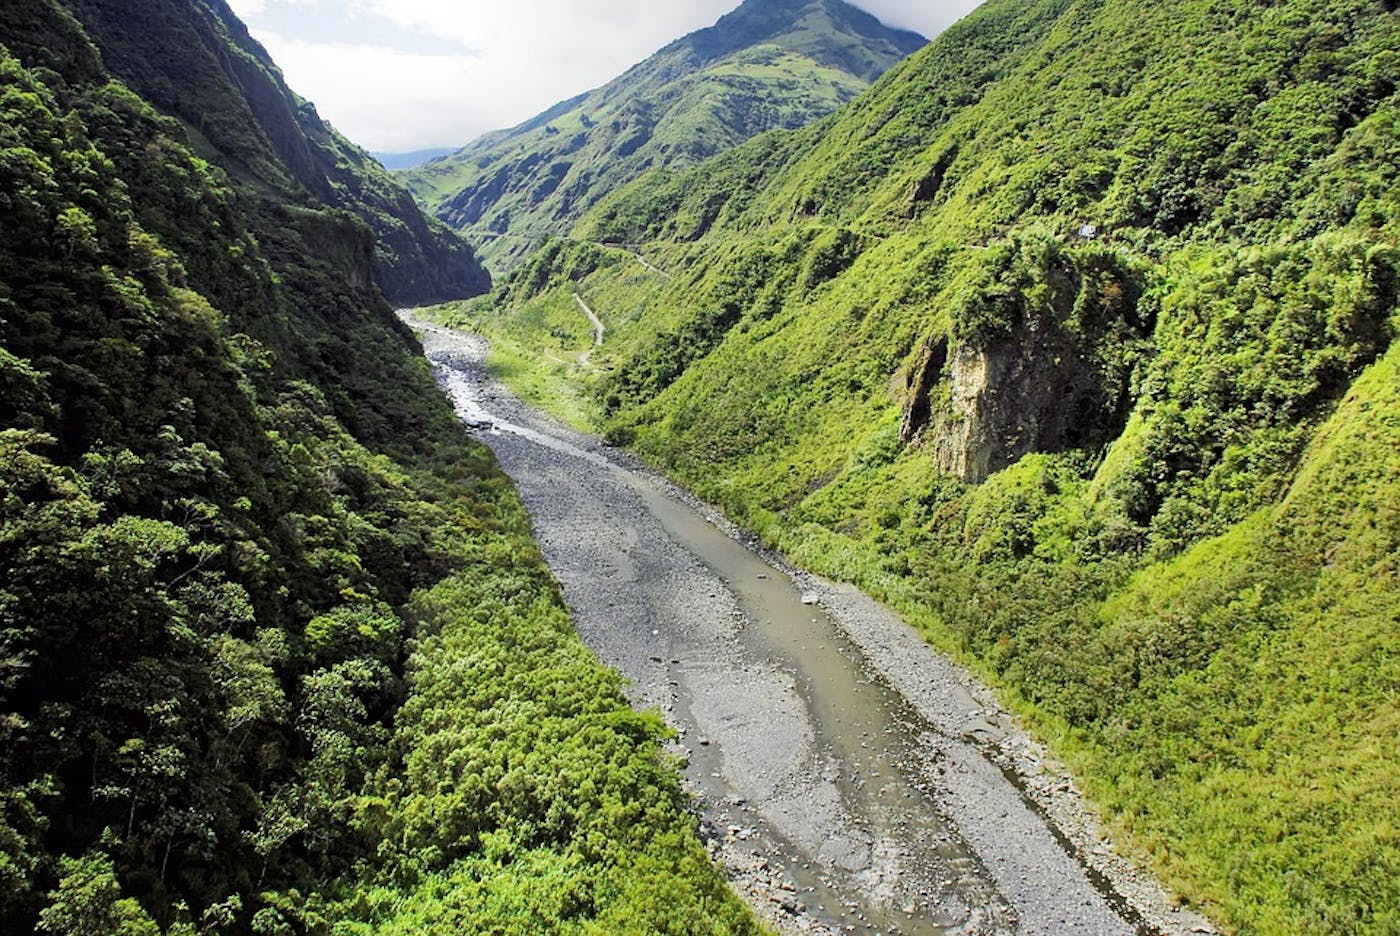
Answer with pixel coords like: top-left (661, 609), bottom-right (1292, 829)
top-left (0, 1), bottom-right (754, 932)
top-left (453, 0), bottom-right (1400, 931)
top-left (403, 0), bottom-right (924, 270)
top-left (61, 0), bottom-right (489, 306)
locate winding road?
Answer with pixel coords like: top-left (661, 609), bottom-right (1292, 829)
top-left (406, 314), bottom-right (1213, 936)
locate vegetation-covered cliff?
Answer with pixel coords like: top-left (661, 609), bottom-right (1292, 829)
top-left (403, 0), bottom-right (925, 271)
top-left (62, 0), bottom-right (490, 307)
top-left (442, 0), bottom-right (1400, 931)
top-left (0, 1), bottom-right (755, 932)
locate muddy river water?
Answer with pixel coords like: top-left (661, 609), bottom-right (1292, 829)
top-left (407, 316), bottom-right (1211, 936)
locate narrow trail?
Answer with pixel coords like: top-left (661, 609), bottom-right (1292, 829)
top-left (575, 293), bottom-right (605, 346)
top-left (619, 246), bottom-right (671, 279)
top-left (573, 293), bottom-right (604, 366)
top-left (404, 313), bottom-right (1215, 936)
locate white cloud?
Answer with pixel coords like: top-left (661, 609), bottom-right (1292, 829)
top-left (247, 34), bottom-right (496, 151)
top-left (857, 0), bottom-right (983, 35)
top-left (225, 0), bottom-right (985, 152)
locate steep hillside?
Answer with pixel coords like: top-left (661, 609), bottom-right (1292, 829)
top-left (449, 0), bottom-right (1400, 931)
top-left (403, 0), bottom-right (924, 270)
top-left (60, 0), bottom-right (489, 306)
top-left (0, 1), bottom-right (754, 933)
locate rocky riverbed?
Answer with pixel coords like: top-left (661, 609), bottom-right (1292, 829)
top-left (407, 315), bottom-right (1216, 936)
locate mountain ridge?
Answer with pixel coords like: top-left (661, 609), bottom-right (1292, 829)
top-left (56, 0), bottom-right (490, 306)
top-left (372, 147), bottom-right (457, 171)
top-left (403, 0), bottom-right (925, 270)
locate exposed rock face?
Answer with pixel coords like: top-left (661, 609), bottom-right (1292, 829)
top-left (908, 147), bottom-right (957, 211)
top-left (900, 337), bottom-right (947, 447)
top-left (64, 0), bottom-right (490, 306)
top-left (903, 316), bottom-right (1129, 484)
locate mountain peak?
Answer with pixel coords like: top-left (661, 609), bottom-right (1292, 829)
top-left (403, 0), bottom-right (925, 269)
top-left (688, 0), bottom-right (926, 81)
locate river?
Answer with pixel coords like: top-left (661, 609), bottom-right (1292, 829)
top-left (406, 315), bottom-right (1212, 936)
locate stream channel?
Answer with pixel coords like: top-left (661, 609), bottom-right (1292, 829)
top-left (407, 315), bottom-right (1201, 936)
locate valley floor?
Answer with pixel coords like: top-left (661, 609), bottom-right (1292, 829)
top-left (407, 315), bottom-right (1216, 936)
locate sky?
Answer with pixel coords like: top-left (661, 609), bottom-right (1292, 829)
top-left (224, 0), bottom-right (985, 153)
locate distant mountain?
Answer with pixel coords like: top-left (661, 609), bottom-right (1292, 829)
top-left (61, 0), bottom-right (489, 306)
top-left (373, 147), bottom-right (458, 171)
top-left (402, 0), bottom-right (925, 270)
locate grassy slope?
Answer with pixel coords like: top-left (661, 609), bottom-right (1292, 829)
top-left (1087, 346), bottom-right (1400, 933)
top-left (337, 560), bottom-right (759, 935)
top-left (401, 0), bottom-right (924, 270)
top-left (467, 0), bottom-right (1400, 932)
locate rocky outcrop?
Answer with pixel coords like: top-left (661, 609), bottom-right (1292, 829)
top-left (903, 315), bottom-right (1134, 484)
top-left (900, 336), bottom-right (948, 446)
top-left (909, 147), bottom-right (957, 211)
top-left (899, 236), bottom-right (1150, 484)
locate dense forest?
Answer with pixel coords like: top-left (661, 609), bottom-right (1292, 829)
top-left (0, 1), bottom-right (755, 933)
top-left (433, 0), bottom-right (1400, 932)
